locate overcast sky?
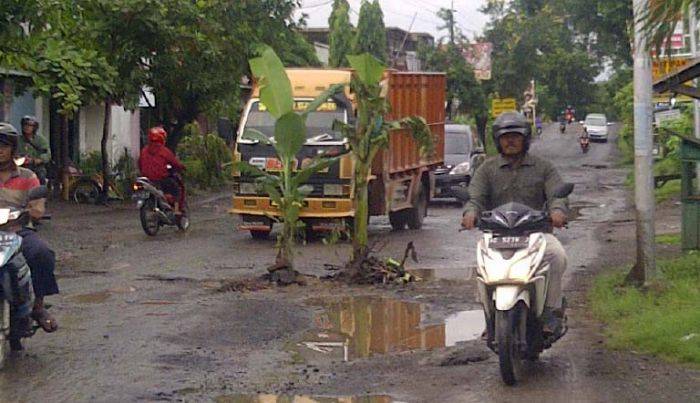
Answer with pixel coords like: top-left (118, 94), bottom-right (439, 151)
top-left (296, 0), bottom-right (489, 41)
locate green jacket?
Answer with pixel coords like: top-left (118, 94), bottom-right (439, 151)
top-left (17, 134), bottom-right (51, 164)
top-left (464, 153), bottom-right (569, 216)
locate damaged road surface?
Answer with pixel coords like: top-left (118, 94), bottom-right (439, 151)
top-left (0, 124), bottom-right (698, 402)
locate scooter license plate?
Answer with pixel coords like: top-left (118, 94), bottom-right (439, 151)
top-left (132, 190), bottom-right (149, 200)
top-left (490, 236), bottom-right (529, 249)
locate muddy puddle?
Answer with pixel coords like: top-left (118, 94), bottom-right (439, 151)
top-left (215, 395), bottom-right (392, 403)
top-left (299, 296), bottom-right (484, 362)
top-left (569, 201), bottom-right (600, 222)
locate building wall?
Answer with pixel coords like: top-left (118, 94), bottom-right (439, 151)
top-left (79, 104), bottom-right (140, 164)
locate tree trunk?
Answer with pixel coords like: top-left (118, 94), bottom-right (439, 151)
top-left (100, 100), bottom-right (112, 204)
top-left (60, 115), bottom-right (70, 201)
top-left (476, 113), bottom-right (488, 149)
top-left (352, 161), bottom-right (370, 263)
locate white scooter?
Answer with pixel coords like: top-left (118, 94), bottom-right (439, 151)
top-left (455, 183), bottom-right (573, 385)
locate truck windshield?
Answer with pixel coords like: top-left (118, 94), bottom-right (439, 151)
top-left (243, 100), bottom-right (346, 142)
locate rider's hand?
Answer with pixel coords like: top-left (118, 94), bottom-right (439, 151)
top-left (551, 210), bottom-right (567, 228)
top-left (461, 212), bottom-right (477, 230)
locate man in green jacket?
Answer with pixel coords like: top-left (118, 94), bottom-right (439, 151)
top-left (18, 115), bottom-right (51, 183)
top-left (461, 111), bottom-right (569, 334)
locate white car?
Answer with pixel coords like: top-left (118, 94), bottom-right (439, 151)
top-left (583, 113), bottom-right (609, 142)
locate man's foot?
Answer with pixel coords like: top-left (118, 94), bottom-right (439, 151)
top-left (31, 306), bottom-right (58, 333)
top-left (541, 307), bottom-right (564, 336)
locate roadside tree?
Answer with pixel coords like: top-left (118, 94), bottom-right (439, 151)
top-left (328, 0), bottom-right (354, 68)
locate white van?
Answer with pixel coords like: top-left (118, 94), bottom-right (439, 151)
top-left (583, 113), bottom-right (609, 142)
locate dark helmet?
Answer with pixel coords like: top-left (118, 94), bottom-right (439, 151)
top-left (492, 111), bottom-right (531, 154)
top-left (0, 122), bottom-right (19, 152)
top-left (21, 115), bottom-right (39, 128)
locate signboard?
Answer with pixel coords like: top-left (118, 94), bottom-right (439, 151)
top-left (654, 109), bottom-right (682, 125)
top-left (652, 57), bottom-right (691, 81)
top-left (462, 43), bottom-right (493, 80)
top-left (492, 98), bottom-right (517, 118)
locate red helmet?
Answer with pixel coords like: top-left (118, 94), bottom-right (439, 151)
top-left (148, 126), bottom-right (167, 144)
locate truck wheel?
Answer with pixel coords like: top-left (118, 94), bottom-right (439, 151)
top-left (406, 186), bottom-right (427, 230)
top-left (389, 210), bottom-right (407, 231)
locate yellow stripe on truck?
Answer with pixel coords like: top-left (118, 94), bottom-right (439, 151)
top-left (229, 196), bottom-right (354, 218)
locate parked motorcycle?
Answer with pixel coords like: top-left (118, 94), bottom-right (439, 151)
top-left (454, 184), bottom-right (574, 385)
top-left (133, 166), bottom-right (189, 236)
top-left (0, 185), bottom-right (48, 369)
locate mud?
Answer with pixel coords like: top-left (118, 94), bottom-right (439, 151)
top-left (0, 125), bottom-right (698, 402)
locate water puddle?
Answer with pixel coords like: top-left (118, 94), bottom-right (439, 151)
top-left (299, 296), bottom-right (484, 361)
top-left (215, 395), bottom-right (392, 403)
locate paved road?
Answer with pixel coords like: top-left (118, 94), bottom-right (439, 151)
top-left (1, 122), bottom-right (697, 402)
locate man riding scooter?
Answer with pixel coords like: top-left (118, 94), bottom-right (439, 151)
top-left (18, 116), bottom-right (51, 184)
top-left (138, 127), bottom-right (186, 217)
top-left (461, 112), bottom-right (569, 335)
top-left (0, 122), bottom-right (58, 334)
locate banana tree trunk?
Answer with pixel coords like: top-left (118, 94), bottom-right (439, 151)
top-left (352, 161), bottom-right (370, 263)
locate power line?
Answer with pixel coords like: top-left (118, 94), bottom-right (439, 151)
top-left (300, 0), bottom-right (333, 10)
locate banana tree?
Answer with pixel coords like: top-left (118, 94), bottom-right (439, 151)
top-left (236, 46), bottom-right (343, 272)
top-left (334, 54), bottom-right (434, 265)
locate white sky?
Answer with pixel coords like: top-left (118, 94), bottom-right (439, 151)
top-left (296, 0), bottom-right (489, 41)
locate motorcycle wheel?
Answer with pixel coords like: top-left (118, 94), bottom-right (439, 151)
top-left (140, 199), bottom-right (160, 236)
top-left (71, 179), bottom-right (100, 204)
top-left (496, 301), bottom-right (527, 385)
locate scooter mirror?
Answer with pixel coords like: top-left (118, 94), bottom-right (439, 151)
top-left (451, 187), bottom-right (470, 202)
top-left (552, 183), bottom-right (574, 198)
top-left (27, 185), bottom-right (48, 201)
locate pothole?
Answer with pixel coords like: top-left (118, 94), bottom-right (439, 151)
top-left (297, 296), bottom-right (484, 362)
top-left (215, 395), bottom-right (393, 403)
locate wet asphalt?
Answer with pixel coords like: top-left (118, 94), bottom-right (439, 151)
top-left (1, 123), bottom-right (698, 403)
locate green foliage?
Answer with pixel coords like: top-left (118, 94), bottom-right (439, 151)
top-left (657, 233), bottom-right (681, 246)
top-left (481, 1), bottom-right (599, 116)
top-left (352, 1), bottom-right (387, 63)
top-left (656, 179), bottom-right (681, 204)
top-left (590, 253), bottom-right (700, 365)
top-left (328, 0), bottom-right (353, 68)
top-left (641, 0), bottom-right (696, 52)
top-left (420, 44), bottom-right (488, 122)
top-left (178, 132), bottom-right (232, 189)
top-left (77, 151), bottom-right (104, 176)
top-left (613, 82), bottom-right (634, 163)
top-left (114, 148), bottom-right (138, 196)
top-left (237, 46), bottom-right (341, 268)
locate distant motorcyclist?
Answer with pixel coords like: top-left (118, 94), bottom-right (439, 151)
top-left (138, 127), bottom-right (185, 215)
top-left (18, 116), bottom-right (51, 184)
top-left (565, 105), bottom-right (576, 124)
top-left (461, 112), bottom-right (569, 334)
top-left (0, 122), bottom-right (58, 333)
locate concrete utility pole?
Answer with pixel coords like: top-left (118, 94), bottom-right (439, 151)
top-left (449, 0), bottom-right (455, 46)
top-left (632, 0), bottom-right (656, 283)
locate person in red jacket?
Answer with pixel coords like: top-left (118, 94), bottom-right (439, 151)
top-left (138, 127), bottom-right (185, 214)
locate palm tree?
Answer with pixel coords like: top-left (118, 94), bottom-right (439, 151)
top-left (642, 0), bottom-right (698, 50)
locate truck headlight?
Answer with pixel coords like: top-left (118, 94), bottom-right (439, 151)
top-left (323, 184), bottom-right (344, 196)
top-left (239, 182), bottom-right (257, 195)
top-left (449, 161), bottom-right (470, 175)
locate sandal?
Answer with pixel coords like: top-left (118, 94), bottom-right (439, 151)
top-left (31, 307), bottom-right (58, 333)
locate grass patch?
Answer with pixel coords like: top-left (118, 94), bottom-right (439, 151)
top-left (590, 252), bottom-right (700, 366)
top-left (655, 179), bottom-right (681, 203)
top-left (656, 233), bottom-right (681, 246)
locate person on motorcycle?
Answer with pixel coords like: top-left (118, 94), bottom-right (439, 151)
top-left (138, 127), bottom-right (185, 214)
top-left (0, 122), bottom-right (58, 333)
top-left (461, 112), bottom-right (569, 335)
top-left (18, 116), bottom-right (51, 184)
